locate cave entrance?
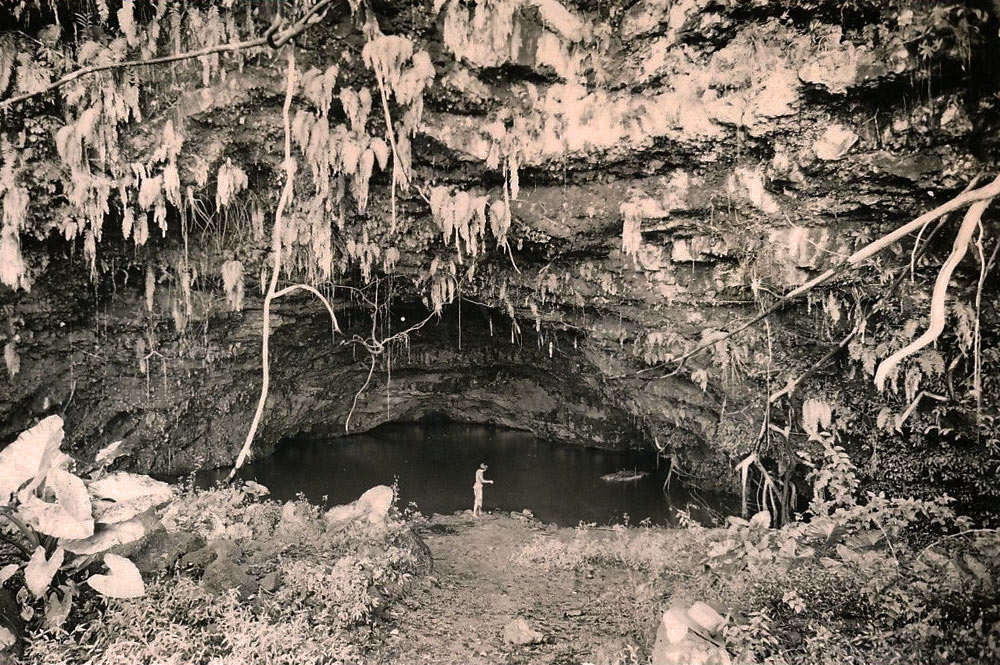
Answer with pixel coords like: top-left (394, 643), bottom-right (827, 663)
top-left (199, 419), bottom-right (732, 526)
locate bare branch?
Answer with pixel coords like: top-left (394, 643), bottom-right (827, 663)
top-left (0, 0), bottom-right (337, 109)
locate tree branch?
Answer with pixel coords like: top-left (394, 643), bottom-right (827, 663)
top-left (633, 174), bottom-right (1000, 381)
top-left (0, 0), bottom-right (337, 109)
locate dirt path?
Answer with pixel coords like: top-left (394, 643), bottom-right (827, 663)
top-left (377, 512), bottom-right (651, 665)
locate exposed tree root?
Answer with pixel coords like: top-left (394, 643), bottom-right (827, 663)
top-left (874, 198), bottom-right (992, 391)
top-left (632, 174), bottom-right (1000, 381)
top-left (228, 50), bottom-right (298, 481)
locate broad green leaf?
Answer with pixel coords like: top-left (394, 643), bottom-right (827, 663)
top-left (44, 587), bottom-right (73, 629)
top-left (88, 472), bottom-right (172, 524)
top-left (60, 517), bottom-right (147, 555)
top-left (0, 415), bottom-right (64, 506)
top-left (25, 546), bottom-right (64, 597)
top-left (47, 468), bottom-right (92, 522)
top-left (0, 563), bottom-right (19, 585)
top-left (19, 494), bottom-right (94, 540)
top-left (87, 554), bottom-right (144, 599)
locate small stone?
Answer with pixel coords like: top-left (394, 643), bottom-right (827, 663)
top-left (259, 570), bottom-right (282, 593)
top-left (503, 617), bottom-right (543, 646)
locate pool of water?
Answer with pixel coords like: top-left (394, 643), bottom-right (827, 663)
top-left (198, 421), bottom-right (731, 526)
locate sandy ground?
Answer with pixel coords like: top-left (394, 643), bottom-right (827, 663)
top-left (376, 512), bottom-right (655, 665)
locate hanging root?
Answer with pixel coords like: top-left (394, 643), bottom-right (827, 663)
top-left (228, 50), bottom-right (297, 481)
top-left (874, 198), bottom-right (992, 391)
top-left (345, 354), bottom-right (377, 432)
top-left (273, 283), bottom-right (343, 336)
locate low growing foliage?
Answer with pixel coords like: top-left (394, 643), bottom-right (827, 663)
top-left (19, 477), bottom-right (424, 665)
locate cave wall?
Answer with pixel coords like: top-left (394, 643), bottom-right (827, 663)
top-left (0, 250), bottom-right (643, 474)
top-left (1, 0), bottom-right (999, 495)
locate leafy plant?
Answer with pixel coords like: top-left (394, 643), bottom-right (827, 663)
top-left (22, 481), bottom-right (425, 665)
top-left (0, 416), bottom-right (173, 643)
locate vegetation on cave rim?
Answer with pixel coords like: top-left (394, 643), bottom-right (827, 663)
top-left (0, 3), bottom-right (999, 659)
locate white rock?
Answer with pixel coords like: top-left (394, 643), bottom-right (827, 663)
top-left (357, 485), bottom-right (394, 522)
top-left (503, 617), bottom-right (543, 645)
top-left (652, 606), bottom-right (731, 665)
top-left (687, 601), bottom-right (724, 634)
top-left (813, 124), bottom-right (858, 161)
top-left (324, 485), bottom-right (395, 527)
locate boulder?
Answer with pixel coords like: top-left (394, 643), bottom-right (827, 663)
top-left (124, 529), bottom-right (206, 574)
top-left (202, 557), bottom-right (258, 599)
top-left (356, 485), bottom-right (394, 521)
top-left (503, 617), bottom-right (543, 646)
top-left (652, 606), bottom-right (730, 665)
top-left (324, 485), bottom-right (395, 528)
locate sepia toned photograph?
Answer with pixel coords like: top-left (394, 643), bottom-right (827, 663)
top-left (0, 1), bottom-right (998, 663)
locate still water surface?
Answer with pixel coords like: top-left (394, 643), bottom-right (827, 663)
top-left (201, 421), bottom-right (728, 526)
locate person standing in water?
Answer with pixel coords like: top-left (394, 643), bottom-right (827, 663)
top-left (473, 463), bottom-right (493, 517)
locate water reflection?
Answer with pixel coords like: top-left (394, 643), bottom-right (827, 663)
top-left (198, 421), bottom-right (732, 526)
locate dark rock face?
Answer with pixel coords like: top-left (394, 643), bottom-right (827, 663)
top-left (1, 1), bottom-right (998, 497)
top-left (0, 256), bottom-right (643, 475)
